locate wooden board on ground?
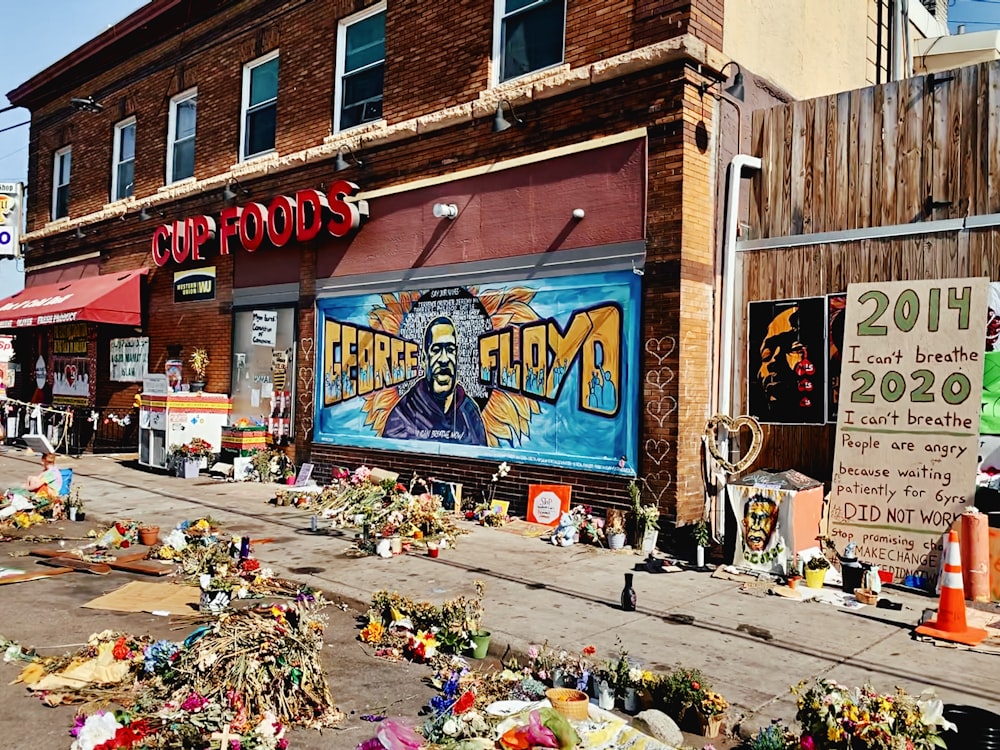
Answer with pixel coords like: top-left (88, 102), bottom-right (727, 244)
top-left (82, 580), bottom-right (200, 614)
top-left (493, 519), bottom-right (553, 538)
top-left (0, 567), bottom-right (75, 585)
top-left (37, 557), bottom-right (111, 575)
top-left (29, 548), bottom-right (172, 576)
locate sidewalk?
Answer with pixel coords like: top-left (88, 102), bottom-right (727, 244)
top-left (2, 448), bottom-right (997, 730)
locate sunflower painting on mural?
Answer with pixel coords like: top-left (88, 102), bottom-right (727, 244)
top-left (315, 270), bottom-right (640, 476)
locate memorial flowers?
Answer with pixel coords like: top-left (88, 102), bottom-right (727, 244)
top-left (793, 678), bottom-right (955, 750)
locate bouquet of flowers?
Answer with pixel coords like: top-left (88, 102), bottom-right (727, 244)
top-left (701, 690), bottom-right (729, 717)
top-left (170, 437), bottom-right (214, 461)
top-left (793, 678), bottom-right (956, 750)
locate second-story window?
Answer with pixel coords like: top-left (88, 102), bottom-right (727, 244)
top-left (496, 0), bottom-right (565, 83)
top-left (167, 88), bottom-right (197, 183)
top-left (112, 117), bottom-right (136, 201)
top-left (52, 146), bottom-right (71, 220)
top-left (241, 51), bottom-right (279, 160)
top-left (336, 4), bottom-right (385, 132)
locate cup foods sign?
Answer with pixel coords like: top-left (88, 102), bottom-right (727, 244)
top-left (149, 180), bottom-right (363, 267)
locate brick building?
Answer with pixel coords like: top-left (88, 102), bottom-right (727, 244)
top-left (2, 0), bottom-right (876, 526)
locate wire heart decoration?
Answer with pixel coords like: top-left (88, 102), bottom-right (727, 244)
top-left (704, 414), bottom-right (763, 474)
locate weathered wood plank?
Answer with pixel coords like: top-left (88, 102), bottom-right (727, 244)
top-left (881, 81), bottom-right (899, 225)
top-left (871, 86), bottom-right (884, 226)
top-left (811, 96), bottom-right (828, 233)
top-left (989, 63), bottom-right (1000, 214)
top-left (749, 109), bottom-right (766, 233)
top-left (789, 101), bottom-right (808, 235)
top-left (801, 98), bottom-right (816, 234)
top-left (833, 92), bottom-right (850, 229)
top-left (857, 87), bottom-right (874, 229)
top-left (848, 90), bottom-right (861, 229)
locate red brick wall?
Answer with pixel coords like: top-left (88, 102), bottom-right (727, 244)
top-left (15, 0), bottom-right (729, 524)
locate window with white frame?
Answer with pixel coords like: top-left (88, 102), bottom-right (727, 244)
top-left (167, 88), bottom-right (197, 183)
top-left (112, 117), bottom-right (136, 201)
top-left (241, 51), bottom-right (279, 160)
top-left (335, 4), bottom-right (385, 132)
top-left (495, 0), bottom-right (565, 83)
top-left (52, 146), bottom-right (72, 220)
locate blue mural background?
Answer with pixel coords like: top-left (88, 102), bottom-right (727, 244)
top-left (313, 269), bottom-right (640, 474)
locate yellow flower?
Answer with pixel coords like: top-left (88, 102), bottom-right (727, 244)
top-left (360, 620), bottom-right (386, 643)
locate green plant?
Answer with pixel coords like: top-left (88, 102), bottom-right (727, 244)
top-left (693, 519), bottom-right (710, 547)
top-left (65, 489), bottom-right (84, 510)
top-left (805, 555), bottom-right (831, 571)
top-left (658, 666), bottom-right (709, 711)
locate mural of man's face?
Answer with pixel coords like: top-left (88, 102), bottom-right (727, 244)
top-left (424, 320), bottom-right (458, 398)
top-left (743, 497), bottom-right (778, 551)
top-left (757, 307), bottom-right (805, 407)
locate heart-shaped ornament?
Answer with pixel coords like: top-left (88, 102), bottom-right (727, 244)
top-left (704, 414), bottom-right (763, 474)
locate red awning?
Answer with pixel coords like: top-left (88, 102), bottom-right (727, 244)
top-left (0, 269), bottom-right (147, 329)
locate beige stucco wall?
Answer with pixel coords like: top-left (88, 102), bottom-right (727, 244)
top-left (724, 0), bottom-right (948, 100)
top-left (724, 0), bottom-right (872, 100)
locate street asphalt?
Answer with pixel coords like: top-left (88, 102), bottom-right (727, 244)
top-left (0, 447), bottom-right (997, 748)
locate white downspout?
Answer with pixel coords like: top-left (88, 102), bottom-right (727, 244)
top-left (715, 153), bottom-right (761, 537)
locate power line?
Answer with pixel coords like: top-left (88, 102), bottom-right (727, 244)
top-left (0, 121), bottom-right (28, 135)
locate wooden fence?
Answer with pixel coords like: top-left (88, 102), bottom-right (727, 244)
top-left (739, 60), bottom-right (1000, 482)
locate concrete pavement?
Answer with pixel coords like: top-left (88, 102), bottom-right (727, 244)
top-left (1, 447), bottom-right (997, 733)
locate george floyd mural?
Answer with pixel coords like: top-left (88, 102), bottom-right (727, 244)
top-left (314, 270), bottom-right (640, 474)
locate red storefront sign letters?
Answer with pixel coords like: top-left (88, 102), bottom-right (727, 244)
top-left (150, 180), bottom-right (362, 267)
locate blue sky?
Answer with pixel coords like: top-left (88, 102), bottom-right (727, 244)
top-left (0, 1), bottom-right (148, 298)
top-left (950, 0), bottom-right (1000, 33)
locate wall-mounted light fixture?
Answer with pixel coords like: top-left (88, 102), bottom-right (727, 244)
top-left (70, 96), bottom-right (103, 113)
top-left (139, 207), bottom-right (166, 221)
top-left (334, 144), bottom-right (363, 171)
top-left (75, 227), bottom-right (87, 240)
top-left (572, 208), bottom-right (585, 220)
top-left (492, 99), bottom-right (525, 133)
top-left (698, 61), bottom-right (745, 102)
top-left (432, 203), bottom-right (459, 220)
top-left (223, 179), bottom-right (249, 201)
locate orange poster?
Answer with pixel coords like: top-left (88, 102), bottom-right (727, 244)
top-left (527, 484), bottom-right (572, 526)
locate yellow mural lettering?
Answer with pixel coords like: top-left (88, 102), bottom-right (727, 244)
top-left (324, 319), bottom-right (419, 405)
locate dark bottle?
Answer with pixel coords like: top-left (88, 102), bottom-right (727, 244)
top-left (621, 573), bottom-right (637, 611)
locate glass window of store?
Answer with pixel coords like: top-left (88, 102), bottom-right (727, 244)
top-left (52, 146), bottom-right (72, 220)
top-left (494, 0), bottom-right (565, 83)
top-left (112, 117), bottom-right (136, 201)
top-left (230, 307), bottom-right (296, 444)
top-left (335, 3), bottom-right (385, 132)
top-left (240, 51), bottom-right (279, 160)
top-left (167, 88), bottom-right (197, 183)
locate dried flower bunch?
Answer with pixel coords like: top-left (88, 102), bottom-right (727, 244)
top-left (189, 348), bottom-right (210, 379)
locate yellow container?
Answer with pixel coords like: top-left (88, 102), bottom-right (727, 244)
top-left (804, 567), bottom-right (827, 589)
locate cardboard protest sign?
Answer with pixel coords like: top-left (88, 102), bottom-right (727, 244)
top-left (829, 278), bottom-right (987, 586)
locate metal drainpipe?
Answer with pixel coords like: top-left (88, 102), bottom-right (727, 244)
top-left (715, 153), bottom-right (761, 538)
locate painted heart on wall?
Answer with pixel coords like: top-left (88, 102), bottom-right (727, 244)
top-left (704, 414), bottom-right (764, 474)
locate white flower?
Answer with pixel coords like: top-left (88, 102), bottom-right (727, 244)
top-left (442, 718), bottom-right (459, 735)
top-left (491, 474), bottom-right (498, 482)
top-left (196, 651), bottom-right (218, 671)
top-left (498, 462), bottom-right (510, 477)
top-left (918, 695), bottom-right (957, 732)
top-left (71, 711), bottom-right (122, 750)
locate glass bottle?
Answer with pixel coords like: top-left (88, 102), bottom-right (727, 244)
top-left (621, 572), bottom-right (637, 611)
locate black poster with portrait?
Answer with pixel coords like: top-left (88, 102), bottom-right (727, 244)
top-left (747, 296), bottom-right (826, 425)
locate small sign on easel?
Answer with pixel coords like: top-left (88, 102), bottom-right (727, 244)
top-left (293, 463), bottom-right (314, 486)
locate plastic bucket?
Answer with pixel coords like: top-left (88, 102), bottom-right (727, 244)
top-left (841, 563), bottom-right (865, 593)
top-left (941, 704), bottom-right (1000, 749)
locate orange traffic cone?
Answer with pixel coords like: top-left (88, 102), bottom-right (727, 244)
top-left (915, 530), bottom-right (988, 646)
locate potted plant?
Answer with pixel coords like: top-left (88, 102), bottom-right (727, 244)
top-left (699, 690), bottom-right (729, 737)
top-left (189, 348), bottom-right (209, 391)
top-left (613, 648), bottom-right (644, 713)
top-left (692, 518), bottom-right (710, 568)
top-left (65, 491), bottom-right (85, 521)
top-left (139, 524), bottom-right (160, 546)
top-left (605, 509), bottom-right (627, 550)
top-left (804, 554), bottom-right (831, 588)
top-left (171, 438), bottom-right (214, 477)
top-left (464, 580), bottom-right (490, 658)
